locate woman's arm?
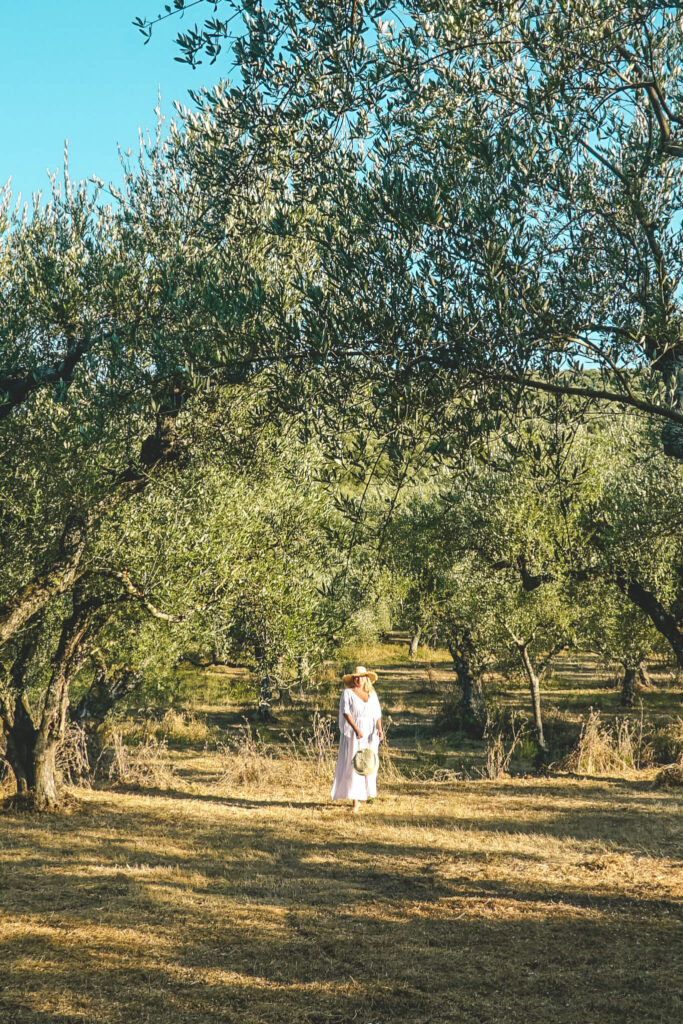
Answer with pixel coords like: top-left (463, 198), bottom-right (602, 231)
top-left (376, 715), bottom-right (384, 742)
top-left (344, 712), bottom-right (362, 739)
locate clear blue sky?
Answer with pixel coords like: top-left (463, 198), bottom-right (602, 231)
top-left (0, 1), bottom-right (221, 203)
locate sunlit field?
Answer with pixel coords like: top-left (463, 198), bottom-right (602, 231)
top-left (1, 648), bottom-right (681, 1024)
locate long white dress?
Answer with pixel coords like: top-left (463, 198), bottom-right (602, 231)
top-left (330, 688), bottom-right (382, 801)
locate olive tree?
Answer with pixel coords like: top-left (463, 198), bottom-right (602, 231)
top-left (0, 115), bottom-right (318, 806)
top-left (577, 581), bottom-right (671, 706)
top-left (146, 1), bottom-right (683, 459)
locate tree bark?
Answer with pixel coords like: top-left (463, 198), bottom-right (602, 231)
top-left (517, 643), bottom-right (548, 754)
top-left (0, 545), bottom-right (86, 646)
top-left (257, 671), bottom-right (273, 721)
top-left (620, 664), bottom-right (638, 708)
top-left (71, 664), bottom-right (141, 726)
top-left (0, 414), bottom-right (185, 651)
top-left (614, 571), bottom-right (683, 668)
top-left (296, 654), bottom-right (310, 693)
top-left (3, 696), bottom-right (38, 796)
top-left (9, 586), bottom-right (102, 809)
top-left (30, 600), bottom-right (93, 808)
top-left (446, 631), bottom-right (486, 736)
top-left (409, 630), bottom-right (421, 659)
top-left (1, 630), bottom-right (40, 796)
top-left (0, 332), bottom-right (94, 421)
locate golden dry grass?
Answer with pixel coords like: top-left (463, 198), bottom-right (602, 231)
top-left (1, 653), bottom-right (682, 1023)
top-left (1, 764), bottom-right (682, 1021)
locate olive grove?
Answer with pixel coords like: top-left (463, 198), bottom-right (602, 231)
top-left (1, 0), bottom-right (682, 807)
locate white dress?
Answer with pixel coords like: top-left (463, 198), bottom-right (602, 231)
top-left (330, 688), bottom-right (382, 801)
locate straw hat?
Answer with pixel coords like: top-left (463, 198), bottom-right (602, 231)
top-left (353, 747), bottom-right (380, 776)
top-left (342, 664), bottom-right (378, 685)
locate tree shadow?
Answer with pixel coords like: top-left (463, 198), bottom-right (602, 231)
top-left (1, 770), bottom-right (681, 1023)
top-left (0, 832), bottom-right (680, 1024)
top-left (100, 783), bottom-right (329, 810)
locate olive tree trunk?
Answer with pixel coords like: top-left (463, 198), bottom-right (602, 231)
top-left (257, 671), bottom-right (274, 721)
top-left (620, 664), bottom-right (638, 708)
top-left (31, 604), bottom-right (92, 809)
top-left (71, 663), bottom-right (140, 726)
top-left (516, 643), bottom-right (548, 756)
top-left (1, 631), bottom-right (40, 797)
top-left (446, 629), bottom-right (486, 737)
top-left (614, 572), bottom-right (683, 669)
top-left (3, 696), bottom-right (38, 797)
top-left (3, 593), bottom-right (96, 809)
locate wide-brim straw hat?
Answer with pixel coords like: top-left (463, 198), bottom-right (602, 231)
top-left (342, 664), bottom-right (378, 684)
top-left (353, 747), bottom-right (380, 776)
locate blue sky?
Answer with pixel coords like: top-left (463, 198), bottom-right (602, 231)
top-left (0, 1), bottom-right (221, 203)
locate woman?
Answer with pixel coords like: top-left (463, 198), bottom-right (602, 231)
top-left (331, 664), bottom-right (384, 812)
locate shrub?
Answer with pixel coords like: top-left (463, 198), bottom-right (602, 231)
top-left (562, 711), bottom-right (645, 774)
top-left (434, 693), bottom-right (487, 738)
top-left (541, 706), bottom-right (583, 760)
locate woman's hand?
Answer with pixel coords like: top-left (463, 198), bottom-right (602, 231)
top-left (344, 711), bottom-right (362, 739)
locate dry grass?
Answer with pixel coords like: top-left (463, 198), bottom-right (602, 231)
top-left (655, 762), bottom-right (683, 788)
top-left (561, 711), bottom-right (683, 775)
top-left (0, 759), bottom-right (681, 1024)
top-left (562, 711), bottom-right (646, 775)
top-left (97, 729), bottom-right (176, 789)
top-left (1, 653), bottom-right (681, 1023)
top-left (480, 712), bottom-right (528, 780)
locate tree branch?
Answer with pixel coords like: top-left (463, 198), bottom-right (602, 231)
top-left (491, 372), bottom-right (683, 427)
top-left (0, 333), bottom-right (93, 421)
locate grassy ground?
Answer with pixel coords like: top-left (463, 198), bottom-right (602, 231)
top-left (0, 648), bottom-right (681, 1023)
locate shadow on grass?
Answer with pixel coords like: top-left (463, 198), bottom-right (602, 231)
top-left (0, 793), bottom-right (681, 1024)
top-left (66, 769), bottom-right (681, 859)
top-left (100, 783), bottom-right (330, 811)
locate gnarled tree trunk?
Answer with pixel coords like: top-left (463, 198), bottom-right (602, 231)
top-left (30, 599), bottom-right (93, 809)
top-left (1, 631), bottom-right (40, 797)
top-left (257, 671), bottom-right (273, 721)
top-left (409, 630), bottom-right (421, 659)
top-left (70, 661), bottom-right (141, 766)
top-left (4, 589), bottom-right (100, 809)
top-left (0, 413), bottom-right (185, 653)
top-left (253, 641), bottom-right (275, 723)
top-left (446, 629), bottom-right (486, 737)
top-left (3, 696), bottom-right (38, 797)
top-left (71, 663), bottom-right (140, 726)
top-left (614, 572), bottom-right (683, 669)
top-left (620, 664), bottom-right (638, 707)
